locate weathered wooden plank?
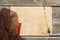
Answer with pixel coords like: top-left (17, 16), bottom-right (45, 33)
top-left (46, 0), bottom-right (60, 6)
top-left (0, 0), bottom-right (42, 6)
top-left (52, 7), bottom-right (60, 34)
top-left (0, 0), bottom-right (60, 6)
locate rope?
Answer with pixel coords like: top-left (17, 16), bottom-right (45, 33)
top-left (43, 0), bottom-right (50, 34)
